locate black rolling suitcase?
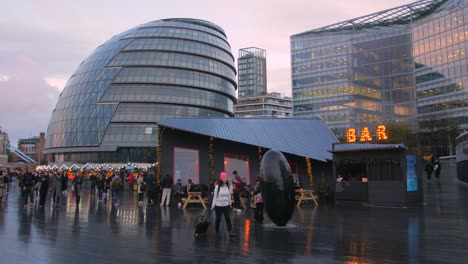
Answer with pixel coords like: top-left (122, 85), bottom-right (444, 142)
top-left (194, 211), bottom-right (211, 236)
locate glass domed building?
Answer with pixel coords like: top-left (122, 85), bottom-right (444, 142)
top-left (45, 18), bottom-right (237, 163)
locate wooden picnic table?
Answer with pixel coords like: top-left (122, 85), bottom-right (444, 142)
top-left (182, 192), bottom-right (206, 209)
top-left (231, 194), bottom-right (247, 209)
top-left (295, 189), bottom-right (318, 207)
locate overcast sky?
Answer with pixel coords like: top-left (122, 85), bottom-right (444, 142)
top-left (1, 0), bottom-right (414, 145)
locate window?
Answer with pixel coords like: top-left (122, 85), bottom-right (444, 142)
top-left (174, 147), bottom-right (199, 184)
top-left (224, 154), bottom-right (250, 185)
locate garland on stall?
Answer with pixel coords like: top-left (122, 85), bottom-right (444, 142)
top-left (156, 127), bottom-right (165, 187)
top-left (208, 137), bottom-right (215, 185)
top-left (258, 146), bottom-right (263, 169)
top-left (306, 157), bottom-right (313, 186)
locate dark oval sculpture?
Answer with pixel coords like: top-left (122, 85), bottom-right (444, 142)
top-left (260, 150), bottom-right (295, 226)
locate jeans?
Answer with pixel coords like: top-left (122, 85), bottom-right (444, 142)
top-left (97, 188), bottom-right (103, 200)
top-left (214, 205), bottom-right (232, 233)
top-left (113, 191), bottom-right (120, 204)
top-left (23, 187), bottom-right (34, 205)
top-left (53, 189), bottom-right (61, 204)
top-left (138, 193), bottom-right (144, 202)
top-left (90, 184), bottom-right (96, 195)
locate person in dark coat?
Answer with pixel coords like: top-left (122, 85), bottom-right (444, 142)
top-left (73, 172), bottom-right (83, 206)
top-left (425, 156), bottom-right (435, 183)
top-left (146, 173), bottom-right (156, 206)
top-left (38, 172), bottom-right (50, 207)
top-left (89, 173), bottom-right (97, 196)
top-left (20, 170), bottom-right (35, 207)
top-left (96, 174), bottom-right (105, 201)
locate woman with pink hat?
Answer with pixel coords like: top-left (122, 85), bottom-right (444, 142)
top-left (211, 172), bottom-right (235, 237)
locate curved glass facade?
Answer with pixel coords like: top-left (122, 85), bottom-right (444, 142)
top-left (291, 0), bottom-right (468, 148)
top-left (45, 18), bottom-right (236, 163)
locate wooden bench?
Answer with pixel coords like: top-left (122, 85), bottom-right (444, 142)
top-left (295, 189), bottom-right (318, 207)
top-left (182, 192), bottom-right (207, 209)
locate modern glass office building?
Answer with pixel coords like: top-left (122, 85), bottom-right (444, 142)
top-left (291, 0), bottom-right (468, 146)
top-left (238, 47), bottom-right (267, 97)
top-left (44, 18), bottom-right (237, 163)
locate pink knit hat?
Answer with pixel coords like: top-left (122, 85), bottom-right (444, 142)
top-left (220, 172), bottom-right (227, 180)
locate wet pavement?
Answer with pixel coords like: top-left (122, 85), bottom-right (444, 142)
top-left (1, 165), bottom-right (467, 264)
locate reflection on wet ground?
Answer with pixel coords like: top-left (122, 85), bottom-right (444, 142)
top-left (0, 168), bottom-right (467, 263)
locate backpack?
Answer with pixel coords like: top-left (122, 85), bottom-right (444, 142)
top-left (112, 178), bottom-right (122, 191)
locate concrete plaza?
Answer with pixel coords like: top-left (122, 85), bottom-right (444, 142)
top-left (0, 164), bottom-right (466, 263)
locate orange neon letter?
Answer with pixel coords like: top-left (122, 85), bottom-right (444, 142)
top-left (359, 127), bottom-right (372, 142)
top-left (377, 125), bottom-right (388, 140)
top-left (347, 128), bottom-right (356, 143)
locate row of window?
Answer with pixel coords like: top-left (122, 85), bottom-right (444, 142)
top-left (47, 131), bottom-right (101, 148)
top-left (413, 11), bottom-right (466, 40)
top-left (418, 100), bottom-right (468, 114)
top-left (59, 68), bottom-right (121, 99)
top-left (108, 51), bottom-right (236, 81)
top-left (123, 38), bottom-right (234, 66)
top-left (124, 27), bottom-right (231, 53)
top-left (417, 83), bottom-right (463, 98)
top-left (140, 21), bottom-right (227, 40)
top-left (113, 67), bottom-right (236, 98)
top-left (100, 85), bottom-right (234, 113)
top-left (112, 103), bottom-right (228, 123)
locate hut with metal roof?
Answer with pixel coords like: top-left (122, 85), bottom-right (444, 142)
top-left (331, 143), bottom-right (424, 207)
top-left (156, 117), bottom-right (339, 190)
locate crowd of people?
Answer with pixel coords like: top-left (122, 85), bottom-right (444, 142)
top-left (0, 168), bottom-right (266, 227)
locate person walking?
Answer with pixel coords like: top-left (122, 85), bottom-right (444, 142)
top-left (111, 174), bottom-right (123, 206)
top-left (96, 174), bottom-right (105, 201)
top-left (434, 158), bottom-right (442, 181)
top-left (51, 170), bottom-right (63, 207)
top-left (38, 172), bottom-right (50, 208)
top-left (146, 172), bottom-right (156, 206)
top-left (0, 170), bottom-right (6, 203)
top-left (20, 170), bottom-right (35, 207)
top-left (252, 176), bottom-right (264, 222)
top-left (425, 156), bottom-right (435, 184)
top-left (211, 172), bottom-right (235, 237)
top-left (232, 170), bottom-right (243, 212)
top-left (127, 172), bottom-right (135, 191)
top-left (104, 173), bottom-right (113, 201)
top-left (89, 173), bottom-right (97, 196)
top-left (160, 173), bottom-right (173, 206)
top-left (137, 175), bottom-right (146, 206)
top-left (73, 172), bottom-right (83, 207)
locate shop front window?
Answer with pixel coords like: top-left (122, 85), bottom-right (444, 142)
top-left (174, 147), bottom-right (199, 184)
top-left (224, 154), bottom-right (250, 186)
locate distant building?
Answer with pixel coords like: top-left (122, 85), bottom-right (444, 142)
top-left (238, 47), bottom-right (267, 97)
top-left (235, 92), bottom-right (292, 118)
top-left (0, 128), bottom-right (9, 167)
top-left (16, 132), bottom-right (45, 163)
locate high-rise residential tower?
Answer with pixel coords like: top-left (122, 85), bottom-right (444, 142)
top-left (237, 47), bottom-right (267, 97)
